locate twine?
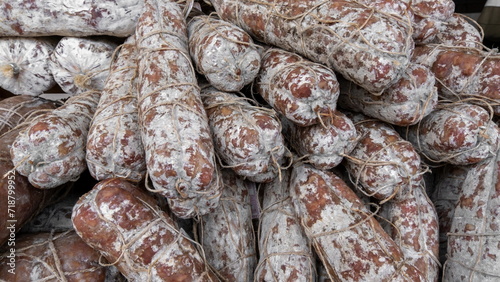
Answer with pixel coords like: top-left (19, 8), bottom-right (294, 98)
top-left (8, 230), bottom-right (103, 281)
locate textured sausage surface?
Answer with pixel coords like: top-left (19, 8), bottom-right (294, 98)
top-left (433, 13), bottom-right (483, 48)
top-left (188, 14), bottom-right (261, 92)
top-left (255, 48), bottom-right (339, 126)
top-left (86, 35), bottom-right (146, 182)
top-left (135, 0), bottom-right (221, 219)
top-left (0, 37), bottom-right (56, 96)
top-left (405, 103), bottom-right (500, 165)
top-left (0, 125), bottom-right (69, 247)
top-left (202, 87), bottom-right (286, 183)
top-left (49, 37), bottom-right (117, 96)
top-left (0, 95), bottom-right (57, 136)
top-left (255, 168), bottom-right (316, 282)
top-left (413, 45), bottom-right (500, 115)
top-left (343, 112), bottom-right (423, 203)
top-left (0, 230), bottom-right (107, 281)
top-left (0, 0), bottom-right (143, 37)
top-left (290, 163), bottom-right (423, 281)
top-left (72, 178), bottom-right (219, 281)
top-left (380, 183), bottom-right (440, 281)
top-left (443, 150), bottom-right (500, 281)
top-left (198, 168), bottom-right (256, 281)
top-left (338, 63), bottom-right (438, 126)
top-left (281, 110), bottom-right (357, 170)
top-left (10, 90), bottom-right (101, 189)
top-left (430, 164), bottom-right (469, 264)
top-left (210, 0), bottom-right (414, 94)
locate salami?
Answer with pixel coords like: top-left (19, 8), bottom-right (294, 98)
top-left (135, 0), bottom-right (221, 218)
top-left (0, 230), bottom-right (110, 281)
top-left (49, 37), bottom-right (118, 96)
top-left (443, 150), bottom-right (500, 281)
top-left (343, 112), bottom-right (423, 203)
top-left (433, 13), bottom-right (483, 48)
top-left (338, 62), bottom-right (438, 126)
top-left (255, 48), bottom-right (339, 127)
top-left (210, 0), bottom-right (414, 94)
top-left (10, 90), bottom-right (101, 189)
top-left (413, 44), bottom-right (500, 115)
top-left (0, 124), bottom-right (70, 247)
top-left (0, 37), bottom-right (56, 96)
top-left (0, 0), bottom-right (143, 37)
top-left (290, 163), bottom-right (423, 281)
top-left (0, 95), bottom-right (57, 136)
top-left (281, 110), bottom-right (358, 170)
top-left (198, 168), bottom-right (256, 281)
top-left (380, 183), bottom-right (440, 281)
top-left (72, 178), bottom-right (219, 281)
top-left (202, 87), bottom-right (286, 183)
top-left (430, 164), bottom-right (469, 264)
top-left (255, 168), bottom-right (316, 281)
top-left (86, 35), bottom-right (146, 182)
top-left (188, 13), bottom-right (261, 92)
top-left (404, 102), bottom-right (500, 165)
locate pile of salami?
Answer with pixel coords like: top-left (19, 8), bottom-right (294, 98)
top-left (0, 0), bottom-right (499, 281)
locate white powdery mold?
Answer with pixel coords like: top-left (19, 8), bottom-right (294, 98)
top-left (338, 63), bottom-right (438, 126)
top-left (255, 168), bottom-right (316, 281)
top-left (135, 0), bottom-right (221, 219)
top-left (71, 178), bottom-right (219, 281)
top-left (10, 90), bottom-right (100, 189)
top-left (86, 35), bottom-right (146, 183)
top-left (0, 37), bottom-right (56, 96)
top-left (343, 112), bottom-right (422, 203)
top-left (290, 163), bottom-right (422, 281)
top-left (443, 151), bottom-right (500, 281)
top-left (210, 0), bottom-right (414, 94)
top-left (406, 103), bottom-right (500, 165)
top-left (202, 87), bottom-right (286, 183)
top-left (188, 14), bottom-right (261, 92)
top-left (198, 168), bottom-right (256, 281)
top-left (256, 48), bottom-right (339, 127)
top-left (0, 0), bottom-right (143, 37)
top-left (281, 111), bottom-right (358, 170)
top-left (49, 36), bottom-right (117, 96)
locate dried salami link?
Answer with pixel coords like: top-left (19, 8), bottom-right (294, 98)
top-left (0, 122), bottom-right (71, 247)
top-left (188, 13), bottom-right (261, 92)
top-left (380, 183), bottom-right (440, 281)
top-left (255, 168), bottom-right (316, 281)
top-left (202, 87), bottom-right (286, 183)
top-left (338, 62), bottom-right (438, 126)
top-left (86, 35), bottom-right (146, 182)
top-left (0, 0), bottom-right (143, 37)
top-left (198, 168), bottom-right (256, 281)
top-left (443, 151), bottom-right (500, 281)
top-left (210, 0), bottom-right (414, 94)
top-left (404, 102), bottom-right (500, 165)
top-left (343, 112), bottom-right (423, 203)
top-left (49, 37), bottom-right (118, 96)
top-left (0, 230), bottom-right (110, 281)
top-left (135, 0), bottom-right (221, 219)
top-left (255, 48), bottom-right (339, 127)
top-left (72, 178), bottom-right (219, 281)
top-left (10, 90), bottom-right (101, 189)
top-left (409, 0), bottom-right (455, 43)
top-left (430, 164), bottom-right (469, 265)
top-left (281, 110), bottom-right (358, 170)
top-left (0, 95), bottom-right (57, 136)
top-left (0, 37), bottom-right (56, 96)
top-left (290, 163), bottom-right (423, 281)
top-left (433, 13), bottom-right (484, 48)
top-left (413, 44), bottom-right (500, 115)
